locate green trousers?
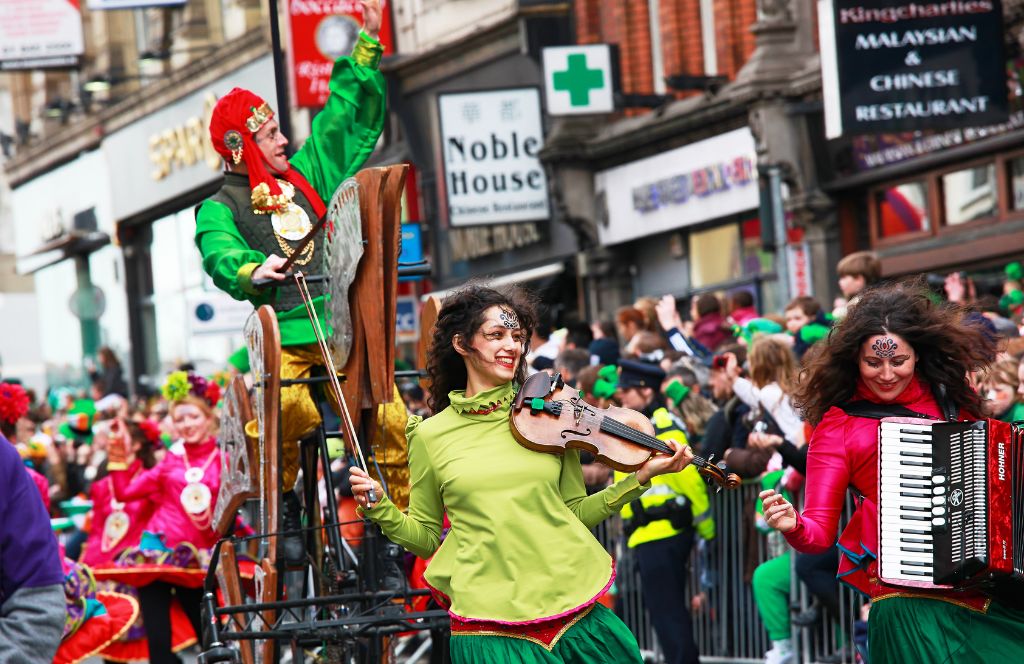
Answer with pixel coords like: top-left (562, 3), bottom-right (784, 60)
top-left (449, 604), bottom-right (643, 664)
top-left (752, 552), bottom-right (792, 641)
top-left (869, 596), bottom-right (1024, 663)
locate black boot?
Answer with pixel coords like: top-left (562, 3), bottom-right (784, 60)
top-left (791, 599), bottom-right (821, 628)
top-left (281, 491), bottom-right (306, 567)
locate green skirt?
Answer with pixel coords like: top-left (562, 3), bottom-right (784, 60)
top-left (449, 603), bottom-right (643, 664)
top-left (869, 596), bottom-right (1024, 663)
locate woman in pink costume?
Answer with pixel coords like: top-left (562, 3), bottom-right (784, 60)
top-left (760, 282), bottom-right (1024, 663)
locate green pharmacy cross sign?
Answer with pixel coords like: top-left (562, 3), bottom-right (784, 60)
top-left (553, 54), bottom-right (605, 107)
top-left (543, 45), bottom-right (615, 116)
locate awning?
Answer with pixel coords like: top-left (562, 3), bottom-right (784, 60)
top-left (423, 261), bottom-right (566, 300)
top-left (17, 230), bottom-right (110, 275)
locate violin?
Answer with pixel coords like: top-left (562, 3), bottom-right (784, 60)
top-left (510, 372), bottom-right (741, 492)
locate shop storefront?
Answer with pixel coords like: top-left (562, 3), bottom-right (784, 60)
top-left (386, 13), bottom-right (582, 320)
top-left (10, 150), bottom-right (127, 392)
top-left (818, 0), bottom-right (1024, 297)
top-left (102, 54), bottom-right (274, 392)
top-left (591, 126), bottom-right (782, 313)
top-left (827, 113), bottom-right (1024, 295)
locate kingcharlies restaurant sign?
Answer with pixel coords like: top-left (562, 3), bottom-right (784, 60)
top-left (819, 0), bottom-right (1008, 138)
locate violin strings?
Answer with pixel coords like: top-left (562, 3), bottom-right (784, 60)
top-left (546, 399), bottom-right (723, 473)
top-left (599, 417), bottom-right (675, 455)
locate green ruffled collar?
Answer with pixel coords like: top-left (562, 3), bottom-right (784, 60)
top-left (448, 382), bottom-right (516, 416)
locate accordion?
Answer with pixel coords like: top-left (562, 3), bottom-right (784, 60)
top-left (878, 417), bottom-right (1023, 590)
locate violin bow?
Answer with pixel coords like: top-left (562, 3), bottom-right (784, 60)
top-left (293, 271), bottom-right (376, 503)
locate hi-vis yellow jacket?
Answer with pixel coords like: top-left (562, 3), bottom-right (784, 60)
top-left (614, 407), bottom-right (715, 548)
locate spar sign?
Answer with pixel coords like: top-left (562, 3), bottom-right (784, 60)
top-left (819, 0), bottom-right (1008, 137)
top-left (288, 0), bottom-right (394, 108)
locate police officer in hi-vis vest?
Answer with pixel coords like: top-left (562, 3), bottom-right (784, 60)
top-left (614, 359), bottom-right (714, 664)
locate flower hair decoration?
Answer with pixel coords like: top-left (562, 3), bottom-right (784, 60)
top-left (0, 382), bottom-right (29, 426)
top-left (871, 337), bottom-right (898, 358)
top-left (161, 371), bottom-right (221, 408)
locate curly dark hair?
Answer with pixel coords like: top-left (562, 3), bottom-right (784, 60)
top-left (795, 280), bottom-right (995, 424)
top-left (426, 284), bottom-right (538, 413)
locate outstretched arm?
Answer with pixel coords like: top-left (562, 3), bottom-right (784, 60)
top-left (290, 0), bottom-right (387, 202)
top-left (354, 426), bottom-right (444, 559)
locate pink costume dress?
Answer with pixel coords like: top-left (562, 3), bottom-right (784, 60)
top-left (783, 375), bottom-right (990, 611)
top-left (82, 460), bottom-right (156, 567)
top-left (93, 437), bottom-right (222, 589)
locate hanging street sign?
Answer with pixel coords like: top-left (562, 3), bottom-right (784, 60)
top-left (542, 45), bottom-right (616, 116)
top-left (819, 0), bottom-right (1008, 138)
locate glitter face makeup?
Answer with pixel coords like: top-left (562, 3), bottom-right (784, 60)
top-left (499, 308), bottom-right (520, 330)
top-left (860, 333), bottom-right (916, 403)
top-left (871, 337), bottom-right (898, 358)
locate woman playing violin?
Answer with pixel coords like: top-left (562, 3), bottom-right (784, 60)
top-left (351, 284), bottom-right (692, 663)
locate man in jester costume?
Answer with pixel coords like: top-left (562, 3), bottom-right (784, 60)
top-left (195, 1), bottom-right (393, 560)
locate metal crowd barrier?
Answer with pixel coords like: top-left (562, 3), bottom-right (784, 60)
top-left (597, 481), bottom-right (860, 664)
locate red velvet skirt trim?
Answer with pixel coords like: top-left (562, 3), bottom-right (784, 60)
top-left (449, 604), bottom-right (595, 650)
top-left (99, 598), bottom-right (198, 662)
top-left (54, 591), bottom-right (140, 664)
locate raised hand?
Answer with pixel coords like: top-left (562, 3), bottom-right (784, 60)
top-left (759, 489), bottom-right (797, 533)
top-left (360, 0), bottom-right (382, 41)
top-left (655, 294), bottom-right (683, 332)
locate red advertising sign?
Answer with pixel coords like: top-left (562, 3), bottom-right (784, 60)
top-left (289, 0), bottom-right (395, 108)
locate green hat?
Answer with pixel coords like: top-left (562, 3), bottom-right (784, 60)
top-left (60, 399), bottom-right (96, 444)
top-left (735, 318), bottom-right (784, 345)
top-left (1006, 262), bottom-right (1023, 282)
top-left (663, 380), bottom-right (691, 407)
top-left (592, 364), bottom-right (619, 399)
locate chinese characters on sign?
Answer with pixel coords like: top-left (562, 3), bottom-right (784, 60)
top-left (819, 0), bottom-right (1008, 138)
top-left (438, 88), bottom-right (551, 227)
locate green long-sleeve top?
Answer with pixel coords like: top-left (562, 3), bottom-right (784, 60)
top-left (361, 382), bottom-right (651, 624)
top-left (193, 34), bottom-right (386, 347)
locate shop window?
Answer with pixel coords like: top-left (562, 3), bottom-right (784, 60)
top-left (876, 180), bottom-right (929, 239)
top-left (941, 163), bottom-right (996, 225)
top-left (689, 224), bottom-right (740, 288)
top-left (1010, 156), bottom-right (1024, 211)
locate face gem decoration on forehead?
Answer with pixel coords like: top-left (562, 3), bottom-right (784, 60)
top-left (871, 337), bottom-right (898, 358)
top-left (499, 308), bottom-right (520, 330)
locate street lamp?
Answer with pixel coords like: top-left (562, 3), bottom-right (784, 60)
top-left (82, 73), bottom-right (150, 93)
top-left (138, 44), bottom-right (214, 66)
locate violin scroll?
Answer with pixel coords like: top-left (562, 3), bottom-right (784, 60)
top-left (691, 454), bottom-right (741, 492)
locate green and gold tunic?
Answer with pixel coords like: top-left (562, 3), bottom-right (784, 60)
top-left (194, 33), bottom-right (386, 348)
top-left (362, 382), bottom-right (651, 624)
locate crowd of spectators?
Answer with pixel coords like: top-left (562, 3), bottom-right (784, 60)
top-left (395, 250), bottom-right (1024, 664)
top-left (9, 248), bottom-right (1024, 663)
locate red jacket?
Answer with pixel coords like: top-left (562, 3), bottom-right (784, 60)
top-left (784, 375), bottom-right (989, 610)
top-left (692, 312), bottom-right (729, 351)
top-left (111, 438), bottom-right (221, 550)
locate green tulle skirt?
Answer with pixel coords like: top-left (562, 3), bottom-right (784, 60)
top-left (869, 595), bottom-right (1024, 663)
top-left (449, 604), bottom-right (643, 664)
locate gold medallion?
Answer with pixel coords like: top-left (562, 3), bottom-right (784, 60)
top-left (102, 508), bottom-right (131, 552)
top-left (271, 202), bottom-right (312, 241)
top-left (180, 482), bottom-right (213, 515)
